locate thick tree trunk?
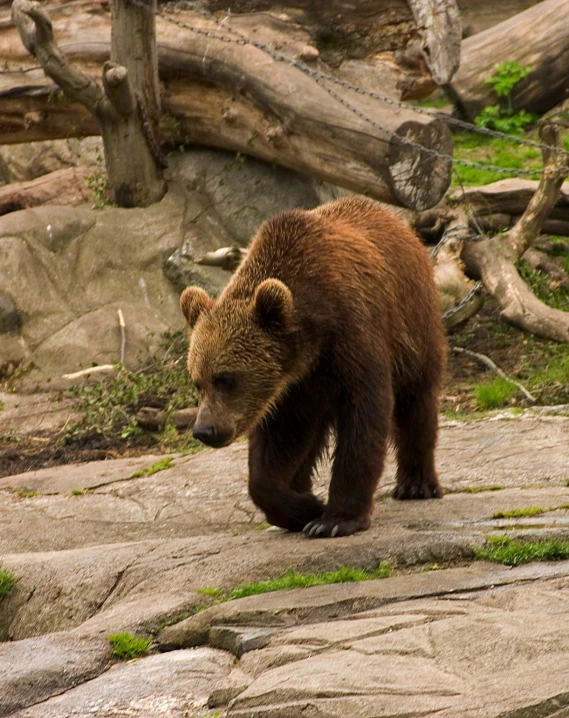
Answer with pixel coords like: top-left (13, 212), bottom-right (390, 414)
top-left (10, 0), bottom-right (165, 208)
top-left (2, 2), bottom-right (453, 210)
top-left (448, 0), bottom-right (569, 121)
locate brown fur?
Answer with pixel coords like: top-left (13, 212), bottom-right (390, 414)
top-left (180, 196), bottom-right (447, 538)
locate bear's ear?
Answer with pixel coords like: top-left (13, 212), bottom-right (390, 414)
top-left (253, 279), bottom-right (294, 333)
top-left (180, 286), bottom-right (214, 328)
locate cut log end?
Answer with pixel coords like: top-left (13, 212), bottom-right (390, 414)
top-left (386, 119), bottom-right (453, 211)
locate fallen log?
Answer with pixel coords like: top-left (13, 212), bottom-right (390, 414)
top-left (1, 1), bottom-right (453, 209)
top-left (448, 0), bottom-right (569, 121)
top-left (449, 179), bottom-right (569, 221)
top-left (0, 166), bottom-right (92, 214)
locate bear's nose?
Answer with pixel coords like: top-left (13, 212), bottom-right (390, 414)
top-left (193, 424), bottom-right (217, 446)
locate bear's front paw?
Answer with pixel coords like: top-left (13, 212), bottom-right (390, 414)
top-left (302, 516), bottom-right (370, 538)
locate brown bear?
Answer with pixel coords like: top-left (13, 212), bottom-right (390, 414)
top-left (180, 196), bottom-right (447, 538)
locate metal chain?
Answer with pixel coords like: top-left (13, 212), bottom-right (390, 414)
top-left (180, 1), bottom-right (567, 157)
top-left (126, 0), bottom-right (567, 176)
top-left (442, 281), bottom-right (484, 321)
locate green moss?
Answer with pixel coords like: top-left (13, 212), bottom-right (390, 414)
top-left (254, 521), bottom-right (270, 531)
top-left (475, 536), bottom-right (569, 565)
top-left (131, 456), bottom-right (175, 479)
top-left (71, 488), bottom-right (89, 496)
top-left (465, 485), bottom-right (503, 493)
top-left (0, 566), bottom-right (15, 597)
top-left (473, 377), bottom-right (517, 409)
top-left (108, 632), bottom-right (152, 660)
top-left (493, 506), bottom-right (545, 519)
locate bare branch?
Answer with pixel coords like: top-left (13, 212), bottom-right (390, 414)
top-left (508, 123), bottom-right (569, 258)
top-left (451, 346), bottom-right (536, 402)
top-left (195, 246), bottom-right (247, 272)
top-left (11, 0), bottom-right (104, 116)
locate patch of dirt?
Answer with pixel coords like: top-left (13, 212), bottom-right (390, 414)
top-left (443, 297), bottom-right (569, 414)
top-left (0, 430), bottom-right (159, 479)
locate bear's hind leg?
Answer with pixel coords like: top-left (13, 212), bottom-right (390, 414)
top-left (392, 382), bottom-right (442, 500)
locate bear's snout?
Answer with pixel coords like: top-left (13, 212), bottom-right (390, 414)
top-left (193, 424), bottom-right (233, 448)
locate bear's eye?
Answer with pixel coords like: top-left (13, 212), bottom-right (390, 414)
top-left (213, 373), bottom-right (236, 392)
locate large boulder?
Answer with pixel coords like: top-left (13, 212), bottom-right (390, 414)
top-left (0, 148), bottom-right (348, 390)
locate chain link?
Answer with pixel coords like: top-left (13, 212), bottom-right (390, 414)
top-left (127, 0), bottom-right (568, 177)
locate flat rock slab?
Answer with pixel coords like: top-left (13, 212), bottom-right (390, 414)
top-left (164, 564), bottom-right (569, 718)
top-left (1, 415), bottom-right (569, 715)
top-left (10, 648), bottom-right (233, 718)
top-left (0, 632), bottom-right (110, 717)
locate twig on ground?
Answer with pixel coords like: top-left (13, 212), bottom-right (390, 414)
top-left (118, 308), bottom-right (126, 365)
top-left (451, 346), bottom-right (536, 403)
top-left (62, 365), bottom-right (117, 380)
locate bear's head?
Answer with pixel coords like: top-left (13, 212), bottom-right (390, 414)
top-left (180, 279), bottom-right (297, 448)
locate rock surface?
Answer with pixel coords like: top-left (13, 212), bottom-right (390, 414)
top-left (1, 409), bottom-right (569, 715)
top-left (0, 148), bottom-right (346, 390)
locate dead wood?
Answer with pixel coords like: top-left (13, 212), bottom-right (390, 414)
top-left (1, 2), bottom-right (453, 209)
top-left (522, 248), bottom-right (569, 291)
top-left (406, 0), bottom-right (461, 85)
top-left (10, 0), bottom-right (165, 207)
top-left (461, 123), bottom-right (569, 343)
top-left (0, 167), bottom-right (92, 214)
top-left (448, 0), bottom-right (569, 121)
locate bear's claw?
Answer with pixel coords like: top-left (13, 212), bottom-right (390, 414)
top-left (302, 517), bottom-right (369, 538)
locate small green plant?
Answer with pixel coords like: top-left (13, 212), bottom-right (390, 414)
top-left (465, 485), bottom-right (503, 493)
top-left (0, 398), bottom-right (4, 410)
top-left (475, 536), bottom-right (569, 565)
top-left (475, 61), bottom-right (537, 133)
top-left (493, 506), bottom-right (544, 519)
top-left (0, 566), bottom-right (15, 597)
top-left (108, 632), bottom-right (152, 660)
top-left (71, 488), bottom-right (89, 496)
top-left (131, 456), bottom-right (175, 479)
top-left (12, 487), bottom-right (38, 499)
top-left (254, 521), bottom-right (270, 531)
top-left (473, 377), bottom-right (517, 409)
top-left (65, 331), bottom-right (199, 449)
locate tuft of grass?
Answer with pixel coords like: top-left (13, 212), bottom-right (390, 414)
top-left (473, 377), bottom-right (517, 409)
top-left (0, 566), bottom-right (16, 597)
top-left (228, 564), bottom-right (392, 599)
top-left (196, 563), bottom-right (393, 607)
top-left (196, 587), bottom-right (223, 598)
top-left (108, 632), bottom-right (152, 660)
top-left (11, 487), bottom-right (38, 499)
top-left (475, 536), bottom-right (569, 566)
top-left (0, 398), bottom-right (4, 410)
top-left (131, 456), bottom-right (175, 479)
top-left (465, 485), bottom-right (503, 493)
top-left (493, 506), bottom-right (544, 519)
top-left (254, 521), bottom-right (270, 531)
top-left (71, 488), bottom-right (89, 496)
